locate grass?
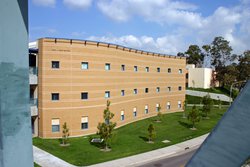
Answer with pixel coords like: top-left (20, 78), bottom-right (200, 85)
top-left (34, 162), bottom-right (41, 167)
top-left (33, 107), bottom-right (227, 166)
top-left (186, 95), bottom-right (230, 105)
top-left (187, 87), bottom-right (238, 99)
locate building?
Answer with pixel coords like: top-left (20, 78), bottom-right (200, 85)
top-left (30, 38), bottom-right (186, 138)
top-left (186, 64), bottom-right (213, 89)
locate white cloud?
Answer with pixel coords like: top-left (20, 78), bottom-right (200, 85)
top-left (32, 0), bottom-right (56, 7)
top-left (87, 34), bottom-right (186, 55)
top-left (96, 0), bottom-right (250, 54)
top-left (63, 0), bottom-right (92, 10)
top-left (97, 0), bottom-right (201, 28)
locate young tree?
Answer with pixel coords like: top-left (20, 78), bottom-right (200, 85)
top-left (62, 122), bottom-right (70, 145)
top-left (148, 124), bottom-right (155, 142)
top-left (188, 105), bottom-right (200, 130)
top-left (97, 100), bottom-right (116, 150)
top-left (156, 104), bottom-right (162, 122)
top-left (201, 94), bottom-right (214, 119)
top-left (182, 100), bottom-right (188, 118)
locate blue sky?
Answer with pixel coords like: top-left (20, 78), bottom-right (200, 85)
top-left (29, 0), bottom-right (250, 55)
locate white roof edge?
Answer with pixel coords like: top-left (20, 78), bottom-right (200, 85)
top-left (29, 41), bottom-right (38, 49)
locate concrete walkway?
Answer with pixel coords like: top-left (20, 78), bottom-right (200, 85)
top-left (34, 134), bottom-right (208, 167)
top-left (186, 90), bottom-right (232, 102)
top-left (33, 146), bottom-right (75, 167)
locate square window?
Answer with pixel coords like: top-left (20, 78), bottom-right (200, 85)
top-left (134, 89), bottom-right (138, 94)
top-left (145, 67), bottom-right (149, 72)
top-left (156, 87), bottom-right (160, 93)
top-left (105, 91), bottom-right (110, 98)
top-left (168, 68), bottom-right (171, 73)
top-left (81, 92), bottom-right (88, 100)
top-left (157, 67), bottom-right (160, 72)
top-left (179, 69), bottom-right (183, 74)
top-left (81, 117), bottom-right (88, 129)
top-left (178, 86), bottom-right (182, 91)
top-left (121, 90), bottom-right (125, 96)
top-left (52, 61), bottom-right (59, 69)
top-left (51, 119), bottom-right (60, 132)
top-left (167, 87), bottom-right (171, 92)
top-left (105, 63), bottom-right (111, 70)
top-left (145, 88), bottom-right (149, 93)
top-left (81, 62), bottom-right (88, 70)
top-left (51, 93), bottom-right (59, 101)
top-left (134, 66), bottom-right (138, 72)
top-left (121, 65), bottom-right (125, 71)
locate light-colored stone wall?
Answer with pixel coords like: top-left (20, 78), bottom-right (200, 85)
top-left (188, 68), bottom-right (212, 89)
top-left (38, 38), bottom-right (186, 138)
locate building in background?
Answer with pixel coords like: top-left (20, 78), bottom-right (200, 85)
top-left (186, 64), bottom-right (214, 89)
top-left (30, 38), bottom-right (186, 138)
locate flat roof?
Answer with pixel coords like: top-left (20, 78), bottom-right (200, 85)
top-left (40, 37), bottom-right (185, 59)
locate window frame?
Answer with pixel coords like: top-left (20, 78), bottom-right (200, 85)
top-left (121, 90), bottom-right (125, 96)
top-left (105, 91), bottom-right (110, 98)
top-left (105, 63), bottom-right (111, 70)
top-left (81, 116), bottom-right (88, 130)
top-left (121, 64), bottom-right (125, 71)
top-left (81, 62), bottom-right (89, 70)
top-left (81, 92), bottom-right (88, 100)
top-left (51, 93), bottom-right (59, 101)
top-left (134, 89), bottom-right (138, 94)
top-left (52, 61), bottom-right (60, 69)
top-left (134, 66), bottom-right (138, 72)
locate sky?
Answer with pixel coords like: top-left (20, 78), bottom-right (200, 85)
top-left (29, 0), bottom-right (250, 55)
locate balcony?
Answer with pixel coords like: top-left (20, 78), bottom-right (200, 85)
top-left (30, 98), bottom-right (38, 116)
top-left (29, 67), bottom-right (37, 85)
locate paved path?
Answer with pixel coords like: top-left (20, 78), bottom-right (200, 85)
top-left (138, 148), bottom-right (197, 167)
top-left (186, 90), bottom-right (232, 102)
top-left (34, 134), bottom-right (208, 167)
top-left (33, 146), bottom-right (75, 167)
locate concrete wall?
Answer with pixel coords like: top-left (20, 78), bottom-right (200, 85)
top-left (188, 68), bottom-right (212, 89)
top-left (38, 38), bottom-right (186, 138)
top-left (0, 0), bottom-right (33, 166)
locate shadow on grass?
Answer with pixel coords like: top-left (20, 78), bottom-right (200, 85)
top-left (139, 136), bottom-right (148, 142)
top-left (178, 121), bottom-right (192, 129)
top-left (217, 113), bottom-right (224, 117)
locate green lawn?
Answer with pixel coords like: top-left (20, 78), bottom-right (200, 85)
top-left (33, 107), bottom-right (227, 166)
top-left (187, 87), bottom-right (238, 99)
top-left (186, 95), bottom-right (230, 105)
top-left (34, 162), bottom-right (41, 167)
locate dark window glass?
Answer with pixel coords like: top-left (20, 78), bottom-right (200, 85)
top-left (81, 92), bottom-right (88, 99)
top-left (52, 61), bottom-right (60, 68)
top-left (51, 93), bottom-right (59, 101)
